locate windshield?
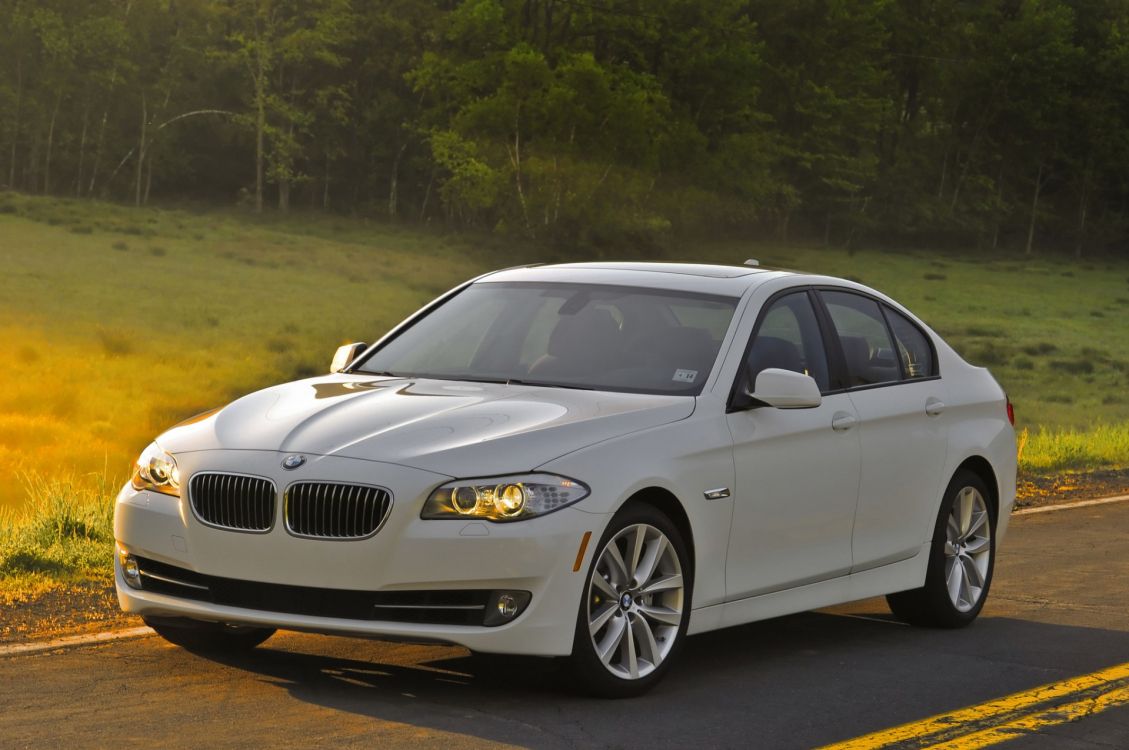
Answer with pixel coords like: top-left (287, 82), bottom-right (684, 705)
top-left (354, 282), bottom-right (739, 396)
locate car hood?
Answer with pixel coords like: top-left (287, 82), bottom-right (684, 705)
top-left (158, 374), bottom-right (694, 477)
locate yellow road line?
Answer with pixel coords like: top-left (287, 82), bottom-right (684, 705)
top-left (817, 661), bottom-right (1129, 750)
top-left (925, 684), bottom-right (1129, 750)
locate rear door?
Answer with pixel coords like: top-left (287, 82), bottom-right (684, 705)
top-left (816, 289), bottom-right (949, 571)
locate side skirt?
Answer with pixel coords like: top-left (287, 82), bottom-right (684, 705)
top-left (687, 541), bottom-right (930, 635)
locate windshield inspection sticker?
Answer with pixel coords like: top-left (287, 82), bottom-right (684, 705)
top-left (672, 369), bottom-right (699, 384)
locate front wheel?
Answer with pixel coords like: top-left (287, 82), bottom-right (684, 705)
top-left (568, 504), bottom-right (692, 698)
top-left (887, 470), bottom-right (996, 628)
top-left (143, 616), bottom-right (276, 653)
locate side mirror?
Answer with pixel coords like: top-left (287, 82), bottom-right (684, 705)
top-left (745, 368), bottom-right (822, 409)
top-left (330, 342), bottom-right (367, 374)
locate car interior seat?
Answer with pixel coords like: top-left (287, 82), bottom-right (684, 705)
top-left (527, 308), bottom-right (622, 380)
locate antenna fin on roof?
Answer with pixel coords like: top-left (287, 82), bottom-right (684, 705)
top-left (743, 258), bottom-right (760, 267)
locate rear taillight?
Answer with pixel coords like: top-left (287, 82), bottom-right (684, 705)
top-left (1006, 395), bottom-right (1015, 426)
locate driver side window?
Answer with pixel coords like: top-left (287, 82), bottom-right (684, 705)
top-left (747, 292), bottom-right (831, 392)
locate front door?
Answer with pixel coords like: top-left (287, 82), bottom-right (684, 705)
top-left (725, 290), bottom-right (861, 599)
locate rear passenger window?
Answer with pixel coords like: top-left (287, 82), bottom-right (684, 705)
top-left (820, 291), bottom-right (900, 387)
top-left (885, 307), bottom-right (935, 378)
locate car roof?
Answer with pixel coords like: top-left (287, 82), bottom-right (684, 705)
top-left (480, 262), bottom-right (799, 295)
top-left (543, 262), bottom-right (767, 278)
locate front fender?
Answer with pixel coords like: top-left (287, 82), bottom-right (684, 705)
top-left (538, 405), bottom-right (734, 609)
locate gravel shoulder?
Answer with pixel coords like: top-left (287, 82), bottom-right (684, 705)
top-left (0, 576), bottom-right (138, 645)
top-left (1015, 467), bottom-right (1129, 508)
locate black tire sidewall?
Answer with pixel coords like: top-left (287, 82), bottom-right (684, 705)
top-left (569, 503), bottom-right (693, 698)
top-left (922, 470), bottom-right (997, 627)
top-left (144, 616), bottom-right (276, 652)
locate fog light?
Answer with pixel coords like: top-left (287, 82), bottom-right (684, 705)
top-left (497, 594), bottom-right (518, 618)
top-left (483, 590), bottom-right (531, 626)
top-left (118, 546), bottom-right (142, 590)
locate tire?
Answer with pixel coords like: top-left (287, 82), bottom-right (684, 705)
top-left (887, 470), bottom-right (996, 628)
top-left (143, 616), bottom-right (276, 653)
top-left (568, 503), bottom-right (692, 698)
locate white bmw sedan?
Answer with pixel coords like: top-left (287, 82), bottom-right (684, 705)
top-left (115, 262), bottom-right (1016, 696)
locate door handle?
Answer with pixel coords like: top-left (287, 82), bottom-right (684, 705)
top-left (925, 398), bottom-right (946, 417)
top-left (831, 412), bottom-right (858, 432)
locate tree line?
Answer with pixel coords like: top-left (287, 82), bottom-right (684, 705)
top-left (2, 0), bottom-right (1128, 255)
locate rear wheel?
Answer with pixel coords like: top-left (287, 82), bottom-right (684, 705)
top-left (569, 503), bottom-right (692, 698)
top-left (887, 470), bottom-right (996, 628)
top-left (143, 616), bottom-right (276, 653)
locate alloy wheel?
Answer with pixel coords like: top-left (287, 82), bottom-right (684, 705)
top-left (587, 523), bottom-right (685, 680)
top-left (944, 486), bottom-right (992, 612)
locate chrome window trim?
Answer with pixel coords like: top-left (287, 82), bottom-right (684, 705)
top-left (812, 285), bottom-right (942, 387)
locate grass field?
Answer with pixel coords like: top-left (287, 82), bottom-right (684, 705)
top-left (0, 193), bottom-right (535, 512)
top-left (0, 191), bottom-right (1126, 525)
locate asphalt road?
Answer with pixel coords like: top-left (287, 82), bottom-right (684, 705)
top-left (2, 502), bottom-right (1128, 750)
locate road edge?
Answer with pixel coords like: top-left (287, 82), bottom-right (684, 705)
top-left (1013, 493), bottom-right (1129, 516)
top-left (0, 626), bottom-right (154, 658)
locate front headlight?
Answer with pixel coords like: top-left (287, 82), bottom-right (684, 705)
top-left (421, 474), bottom-right (589, 522)
top-left (130, 442), bottom-right (181, 497)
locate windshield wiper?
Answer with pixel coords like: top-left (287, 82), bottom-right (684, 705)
top-left (402, 374), bottom-right (511, 385)
top-left (504, 378), bottom-right (596, 391)
top-left (362, 372), bottom-right (595, 390)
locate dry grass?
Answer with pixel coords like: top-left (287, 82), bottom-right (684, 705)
top-left (0, 573), bottom-right (63, 606)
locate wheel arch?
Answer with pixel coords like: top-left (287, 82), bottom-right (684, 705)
top-left (955, 455), bottom-right (999, 516)
top-left (619, 486), bottom-right (696, 571)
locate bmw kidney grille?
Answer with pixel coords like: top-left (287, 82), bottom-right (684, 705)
top-left (189, 473), bottom-right (277, 532)
top-left (284, 482), bottom-right (392, 539)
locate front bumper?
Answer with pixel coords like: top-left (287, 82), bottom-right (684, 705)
top-left (114, 450), bottom-right (607, 656)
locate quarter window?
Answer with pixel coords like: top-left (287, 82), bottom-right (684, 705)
top-left (746, 292), bottom-right (830, 392)
top-left (820, 291), bottom-right (900, 387)
top-left (885, 307), bottom-right (935, 378)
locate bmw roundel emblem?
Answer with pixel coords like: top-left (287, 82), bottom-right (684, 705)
top-left (282, 454), bottom-right (306, 470)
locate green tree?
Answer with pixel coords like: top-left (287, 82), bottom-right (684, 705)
top-left (750, 0), bottom-right (891, 246)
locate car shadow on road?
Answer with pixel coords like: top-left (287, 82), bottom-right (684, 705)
top-left (195, 607), bottom-right (1129, 749)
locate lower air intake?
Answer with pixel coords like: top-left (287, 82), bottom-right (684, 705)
top-left (131, 556), bottom-right (519, 626)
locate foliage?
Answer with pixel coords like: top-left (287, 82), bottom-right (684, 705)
top-left (1019, 424), bottom-right (1129, 472)
top-left (2, 0), bottom-right (1129, 253)
top-left (0, 472), bottom-right (115, 579)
